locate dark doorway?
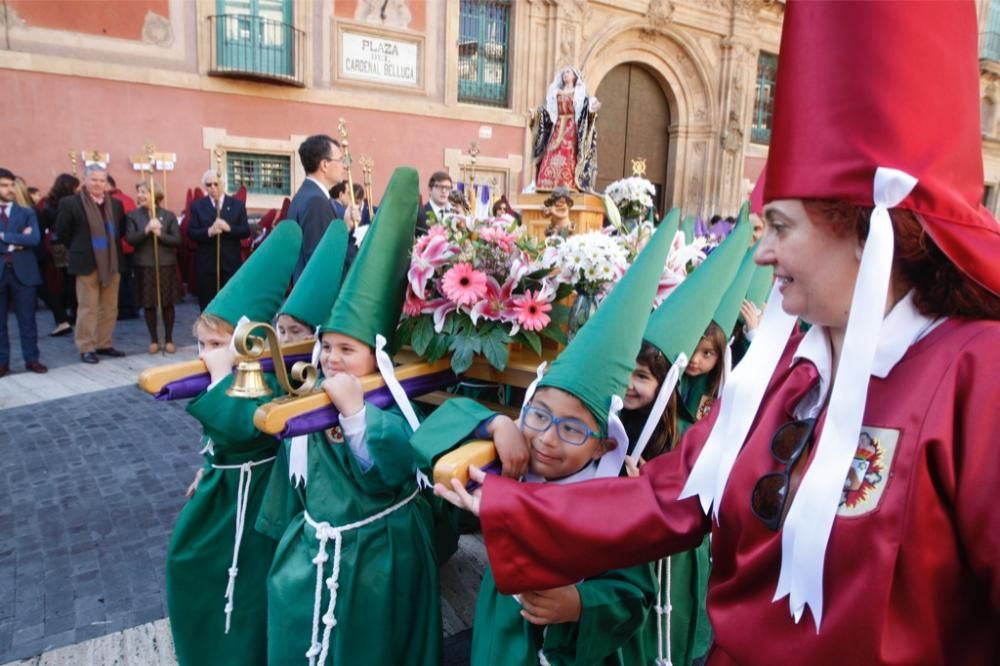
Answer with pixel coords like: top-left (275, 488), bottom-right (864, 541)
top-left (594, 63), bottom-right (672, 215)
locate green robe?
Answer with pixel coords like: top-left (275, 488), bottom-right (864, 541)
top-left (471, 547), bottom-right (656, 665)
top-left (622, 386), bottom-right (713, 666)
top-left (259, 403), bottom-right (442, 666)
top-left (166, 373), bottom-right (281, 666)
top-left (677, 373), bottom-right (712, 433)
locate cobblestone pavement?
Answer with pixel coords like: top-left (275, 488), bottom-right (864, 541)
top-left (0, 300), bottom-right (484, 664)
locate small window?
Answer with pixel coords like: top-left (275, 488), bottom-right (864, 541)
top-left (458, 0), bottom-right (512, 108)
top-left (226, 152), bottom-right (291, 196)
top-left (751, 52), bottom-right (778, 145)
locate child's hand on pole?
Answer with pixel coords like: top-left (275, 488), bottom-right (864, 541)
top-left (434, 465), bottom-right (486, 516)
top-left (488, 415), bottom-right (530, 479)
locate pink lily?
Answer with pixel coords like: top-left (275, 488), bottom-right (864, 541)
top-left (422, 297), bottom-right (457, 333)
top-left (408, 234), bottom-right (456, 299)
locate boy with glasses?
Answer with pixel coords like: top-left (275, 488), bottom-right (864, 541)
top-left (416, 170), bottom-right (453, 235)
top-left (418, 215), bottom-right (677, 664)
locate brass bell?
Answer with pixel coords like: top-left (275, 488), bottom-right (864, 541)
top-left (227, 360), bottom-right (273, 398)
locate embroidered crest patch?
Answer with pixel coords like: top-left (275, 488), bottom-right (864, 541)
top-left (837, 426), bottom-right (900, 517)
top-left (325, 425), bottom-right (345, 444)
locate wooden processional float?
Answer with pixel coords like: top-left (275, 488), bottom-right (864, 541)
top-left (138, 320), bottom-right (558, 485)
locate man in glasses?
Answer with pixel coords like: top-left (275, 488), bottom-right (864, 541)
top-left (415, 170), bottom-right (452, 236)
top-left (187, 169), bottom-right (250, 310)
top-left (287, 134), bottom-right (358, 281)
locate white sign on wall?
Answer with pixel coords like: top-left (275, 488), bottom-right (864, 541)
top-left (340, 29), bottom-right (420, 87)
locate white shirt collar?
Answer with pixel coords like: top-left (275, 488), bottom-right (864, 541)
top-left (791, 290), bottom-right (944, 416)
top-left (523, 460), bottom-right (598, 485)
top-left (307, 176), bottom-right (331, 199)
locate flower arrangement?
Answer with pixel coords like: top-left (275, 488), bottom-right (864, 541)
top-left (394, 214), bottom-right (573, 374)
top-left (605, 176), bottom-right (656, 219)
top-left (539, 230), bottom-right (631, 298)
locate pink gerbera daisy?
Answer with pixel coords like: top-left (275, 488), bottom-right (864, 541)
top-left (441, 263), bottom-right (488, 306)
top-left (511, 289), bottom-right (552, 332)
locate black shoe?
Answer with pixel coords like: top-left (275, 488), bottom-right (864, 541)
top-left (96, 347), bottom-right (126, 358)
top-left (81, 352), bottom-right (99, 364)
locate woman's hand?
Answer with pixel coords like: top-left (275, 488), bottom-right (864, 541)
top-left (434, 465), bottom-right (486, 516)
top-left (488, 415), bottom-right (530, 479)
top-left (147, 218), bottom-right (163, 237)
top-left (740, 299), bottom-right (761, 331)
top-left (519, 585), bottom-right (582, 625)
top-left (590, 97), bottom-right (602, 113)
top-left (323, 372), bottom-right (365, 417)
top-left (185, 467), bottom-right (204, 498)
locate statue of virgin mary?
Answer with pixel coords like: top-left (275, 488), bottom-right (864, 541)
top-left (530, 66), bottom-right (601, 192)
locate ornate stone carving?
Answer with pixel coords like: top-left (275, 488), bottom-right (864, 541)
top-left (142, 11), bottom-right (174, 47)
top-left (642, 0), bottom-right (675, 34)
top-left (559, 0), bottom-right (590, 22)
top-left (560, 23), bottom-right (576, 58)
top-left (355, 0), bottom-right (413, 30)
top-left (721, 110), bottom-right (744, 153)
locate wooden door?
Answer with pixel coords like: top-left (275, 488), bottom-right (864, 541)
top-left (594, 64), bottom-right (671, 215)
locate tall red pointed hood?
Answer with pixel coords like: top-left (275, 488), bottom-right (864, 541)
top-left (764, 0), bottom-right (1000, 295)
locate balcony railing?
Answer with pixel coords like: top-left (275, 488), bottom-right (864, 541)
top-left (208, 14), bottom-right (305, 87)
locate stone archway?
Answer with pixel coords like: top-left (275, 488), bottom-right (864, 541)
top-left (580, 23), bottom-right (716, 215)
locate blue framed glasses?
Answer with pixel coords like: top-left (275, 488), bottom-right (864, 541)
top-left (520, 404), bottom-right (599, 446)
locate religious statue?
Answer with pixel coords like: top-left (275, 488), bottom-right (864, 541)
top-left (530, 66), bottom-right (601, 192)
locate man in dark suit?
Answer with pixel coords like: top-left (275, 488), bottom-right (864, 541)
top-left (187, 169), bottom-right (250, 310)
top-left (415, 170), bottom-right (453, 235)
top-left (287, 134), bottom-right (359, 282)
top-left (54, 164), bottom-right (128, 364)
top-left (0, 169), bottom-right (46, 376)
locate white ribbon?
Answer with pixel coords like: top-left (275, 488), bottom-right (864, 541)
top-left (374, 334), bottom-right (420, 432)
top-left (679, 284), bottom-right (797, 515)
top-left (595, 395), bottom-right (629, 478)
top-left (631, 353), bottom-right (688, 462)
top-left (722, 339), bottom-right (733, 393)
top-left (310, 326), bottom-right (321, 368)
top-left (520, 361), bottom-right (547, 412)
top-left (289, 436), bottom-right (309, 488)
top-left (774, 167), bottom-right (916, 629)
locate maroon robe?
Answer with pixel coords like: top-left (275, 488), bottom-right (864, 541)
top-left (481, 319), bottom-right (1000, 665)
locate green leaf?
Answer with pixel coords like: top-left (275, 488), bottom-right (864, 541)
top-left (548, 302), bottom-right (571, 326)
top-left (427, 332), bottom-right (451, 363)
top-left (390, 317), bottom-right (416, 355)
top-left (481, 327), bottom-right (510, 371)
top-left (515, 330), bottom-right (542, 356)
top-left (411, 316), bottom-right (434, 356)
top-left (554, 283), bottom-right (575, 301)
top-left (539, 321), bottom-right (567, 345)
top-left (449, 331), bottom-right (481, 374)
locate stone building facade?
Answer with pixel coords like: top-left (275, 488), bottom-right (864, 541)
top-left (0, 0), bottom-right (998, 219)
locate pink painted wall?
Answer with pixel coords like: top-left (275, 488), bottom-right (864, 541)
top-left (2, 70), bottom-right (523, 212)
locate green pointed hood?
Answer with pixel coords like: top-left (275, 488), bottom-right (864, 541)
top-left (745, 263), bottom-right (774, 310)
top-left (206, 220), bottom-right (302, 326)
top-left (538, 209), bottom-right (679, 433)
top-left (280, 220), bottom-right (349, 328)
top-left (321, 167), bottom-right (419, 346)
top-left (643, 203), bottom-right (752, 364)
top-left (680, 214), bottom-right (696, 244)
top-left (713, 241), bottom-right (760, 336)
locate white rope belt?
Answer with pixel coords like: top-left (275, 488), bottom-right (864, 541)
top-left (302, 487), bottom-right (421, 665)
top-left (210, 455), bottom-right (277, 634)
top-left (655, 557), bottom-right (673, 666)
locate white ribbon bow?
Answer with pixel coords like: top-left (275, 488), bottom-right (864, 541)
top-left (774, 167), bottom-right (916, 629)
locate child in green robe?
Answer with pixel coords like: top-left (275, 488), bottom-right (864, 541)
top-left (428, 210), bottom-right (682, 665)
top-left (165, 222), bottom-right (302, 666)
top-left (678, 322), bottom-right (726, 428)
top-left (259, 168), bottom-right (442, 666)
